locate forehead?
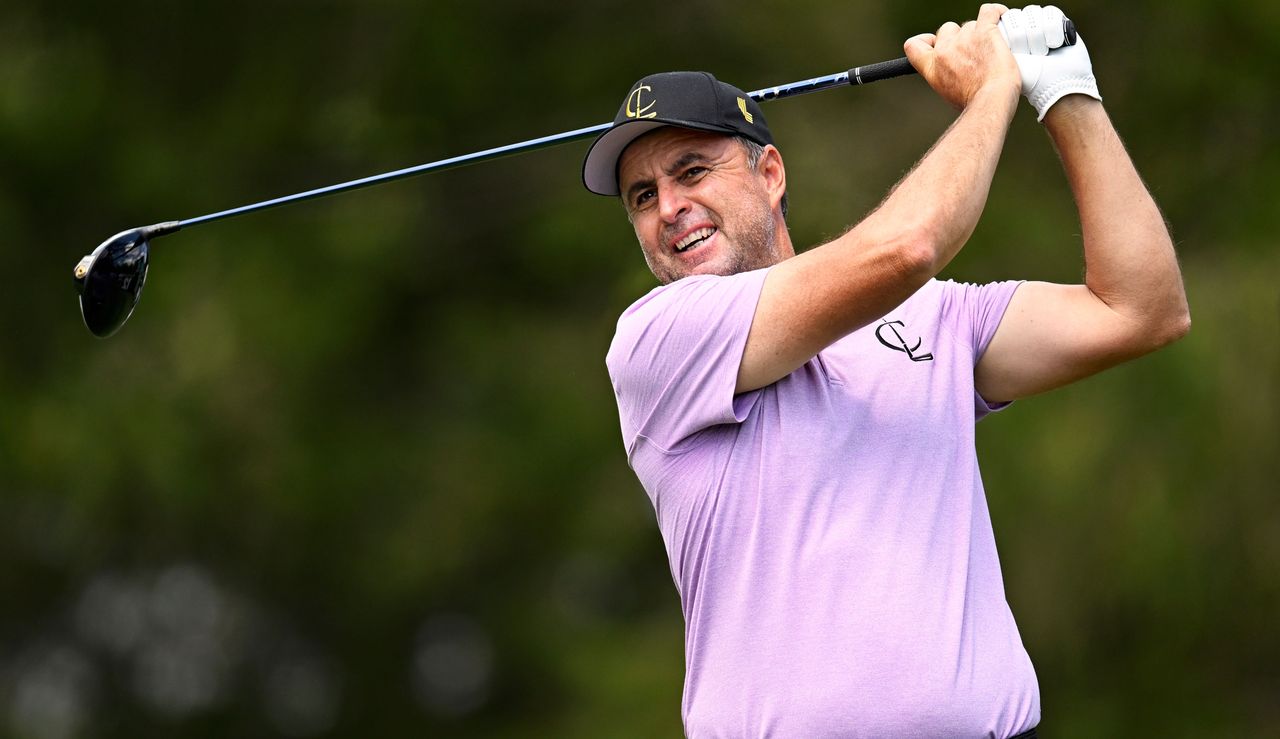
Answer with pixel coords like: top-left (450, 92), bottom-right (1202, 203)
top-left (617, 128), bottom-right (737, 184)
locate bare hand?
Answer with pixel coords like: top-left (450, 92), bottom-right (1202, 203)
top-left (904, 4), bottom-right (1021, 110)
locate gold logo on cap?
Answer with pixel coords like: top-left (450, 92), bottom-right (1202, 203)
top-left (737, 97), bottom-right (754, 124)
top-left (626, 84), bottom-right (657, 119)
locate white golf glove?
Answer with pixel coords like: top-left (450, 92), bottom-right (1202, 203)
top-left (999, 5), bottom-right (1102, 121)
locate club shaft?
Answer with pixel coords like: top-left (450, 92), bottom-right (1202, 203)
top-left (175, 59), bottom-right (918, 230)
top-left (179, 122), bottom-right (613, 228)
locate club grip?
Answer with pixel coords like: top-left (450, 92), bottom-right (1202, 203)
top-left (848, 57), bottom-right (917, 86)
top-left (846, 15), bottom-right (1077, 88)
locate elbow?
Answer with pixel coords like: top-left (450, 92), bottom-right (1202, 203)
top-left (1101, 292), bottom-right (1190, 360)
top-left (1152, 235), bottom-right (1191, 346)
top-left (855, 206), bottom-right (951, 283)
top-left (1161, 306), bottom-right (1192, 346)
top-left (1157, 283), bottom-right (1192, 347)
top-left (892, 226), bottom-right (945, 282)
top-left (1106, 263), bottom-right (1191, 353)
top-left (1135, 297), bottom-right (1191, 353)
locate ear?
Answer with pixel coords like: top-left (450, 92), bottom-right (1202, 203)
top-left (756, 145), bottom-right (786, 213)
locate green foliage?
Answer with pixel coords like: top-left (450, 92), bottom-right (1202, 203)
top-left (2, 0), bottom-right (1276, 736)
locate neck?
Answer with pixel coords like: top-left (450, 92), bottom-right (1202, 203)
top-left (772, 213), bottom-right (796, 263)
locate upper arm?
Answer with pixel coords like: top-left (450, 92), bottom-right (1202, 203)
top-left (735, 231), bottom-right (934, 393)
top-left (975, 281), bottom-right (1173, 403)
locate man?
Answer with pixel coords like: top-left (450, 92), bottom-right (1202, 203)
top-left (581, 4), bottom-right (1188, 737)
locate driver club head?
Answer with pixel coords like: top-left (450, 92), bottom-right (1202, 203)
top-left (73, 221), bottom-right (180, 338)
top-left (74, 228), bottom-right (152, 338)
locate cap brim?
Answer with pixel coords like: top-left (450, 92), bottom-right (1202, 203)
top-left (581, 119), bottom-right (739, 197)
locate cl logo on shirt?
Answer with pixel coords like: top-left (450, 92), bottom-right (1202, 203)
top-left (875, 320), bottom-right (934, 362)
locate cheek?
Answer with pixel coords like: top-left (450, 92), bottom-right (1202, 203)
top-left (632, 218), bottom-right (664, 256)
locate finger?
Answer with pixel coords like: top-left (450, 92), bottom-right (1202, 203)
top-left (906, 32), bottom-right (938, 48)
top-left (1042, 5), bottom-right (1067, 49)
top-left (937, 20), bottom-right (961, 39)
top-left (1024, 5), bottom-right (1049, 55)
top-left (904, 33), bottom-right (937, 74)
top-left (1000, 8), bottom-right (1030, 54)
top-left (978, 3), bottom-right (1010, 27)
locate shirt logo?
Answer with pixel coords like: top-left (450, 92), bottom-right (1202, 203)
top-left (626, 84), bottom-right (657, 119)
top-left (875, 320), bottom-right (934, 362)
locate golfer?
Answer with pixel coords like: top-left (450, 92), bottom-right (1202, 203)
top-left (582, 4), bottom-right (1188, 737)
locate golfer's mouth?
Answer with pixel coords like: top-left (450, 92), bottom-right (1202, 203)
top-left (673, 226), bottom-right (717, 253)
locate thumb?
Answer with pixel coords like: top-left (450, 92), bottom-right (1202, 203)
top-left (904, 33), bottom-right (937, 76)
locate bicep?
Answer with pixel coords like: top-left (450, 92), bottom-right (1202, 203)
top-left (975, 281), bottom-right (1147, 402)
top-left (736, 234), bottom-right (932, 393)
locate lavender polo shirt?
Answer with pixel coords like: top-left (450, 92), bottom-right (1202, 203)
top-left (606, 269), bottom-right (1037, 738)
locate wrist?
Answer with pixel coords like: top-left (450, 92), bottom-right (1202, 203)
top-left (970, 81), bottom-right (1020, 119)
top-left (1042, 94), bottom-right (1106, 132)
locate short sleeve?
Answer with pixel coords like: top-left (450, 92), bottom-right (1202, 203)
top-left (938, 279), bottom-right (1024, 419)
top-left (606, 268), bottom-right (770, 458)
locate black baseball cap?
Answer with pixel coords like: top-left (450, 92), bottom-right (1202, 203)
top-left (581, 71), bottom-right (774, 196)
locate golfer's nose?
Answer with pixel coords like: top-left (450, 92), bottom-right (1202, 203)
top-left (657, 185), bottom-right (691, 224)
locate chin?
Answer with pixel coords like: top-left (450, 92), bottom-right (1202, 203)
top-left (687, 260), bottom-right (733, 278)
top-left (650, 241), bottom-right (763, 284)
top-left (656, 257), bottom-right (724, 284)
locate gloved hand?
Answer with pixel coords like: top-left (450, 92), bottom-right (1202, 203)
top-left (999, 5), bottom-right (1102, 121)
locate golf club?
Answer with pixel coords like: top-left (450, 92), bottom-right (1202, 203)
top-left (74, 19), bottom-right (1076, 338)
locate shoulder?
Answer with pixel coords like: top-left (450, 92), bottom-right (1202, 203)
top-left (616, 271), bottom-right (767, 325)
top-left (925, 278), bottom-right (1026, 355)
top-left (906, 278), bottom-right (1024, 318)
top-left (610, 270), bottom-right (770, 349)
top-left (912, 277), bottom-right (1019, 303)
top-left (606, 268), bottom-right (771, 392)
top-left (875, 278), bottom-right (1024, 344)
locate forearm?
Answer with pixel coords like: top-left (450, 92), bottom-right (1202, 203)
top-left (856, 85), bottom-right (1019, 273)
top-left (738, 89), bottom-right (1017, 392)
top-left (1045, 96), bottom-right (1190, 340)
top-left (736, 9), bottom-right (1023, 393)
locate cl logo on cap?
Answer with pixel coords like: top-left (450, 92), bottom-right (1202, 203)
top-left (737, 97), bottom-right (754, 124)
top-left (626, 84), bottom-right (657, 119)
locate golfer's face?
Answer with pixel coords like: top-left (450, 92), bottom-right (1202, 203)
top-left (618, 129), bottom-right (779, 284)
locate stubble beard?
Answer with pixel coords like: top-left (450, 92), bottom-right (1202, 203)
top-left (644, 204), bottom-right (781, 285)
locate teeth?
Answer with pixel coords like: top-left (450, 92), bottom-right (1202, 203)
top-left (675, 227), bottom-right (715, 252)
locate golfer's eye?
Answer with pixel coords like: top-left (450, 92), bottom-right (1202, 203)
top-left (634, 189), bottom-right (656, 209)
top-left (681, 166), bottom-right (708, 182)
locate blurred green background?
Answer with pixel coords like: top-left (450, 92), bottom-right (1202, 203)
top-left (2, 0), bottom-right (1276, 736)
